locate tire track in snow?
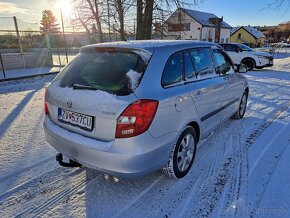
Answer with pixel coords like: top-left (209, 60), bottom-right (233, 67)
top-left (113, 175), bottom-right (164, 218)
top-left (181, 101), bottom-right (289, 217)
top-left (221, 102), bottom-right (290, 217)
top-left (0, 167), bottom-right (84, 216)
top-left (26, 171), bottom-right (102, 218)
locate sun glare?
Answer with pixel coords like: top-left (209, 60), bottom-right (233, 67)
top-left (55, 0), bottom-right (72, 16)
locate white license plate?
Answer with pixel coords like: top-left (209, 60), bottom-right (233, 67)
top-left (58, 108), bottom-right (93, 131)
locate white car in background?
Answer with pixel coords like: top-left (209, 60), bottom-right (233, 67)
top-left (220, 43), bottom-right (273, 71)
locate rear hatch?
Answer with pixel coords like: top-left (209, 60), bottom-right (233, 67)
top-left (45, 47), bottom-right (152, 141)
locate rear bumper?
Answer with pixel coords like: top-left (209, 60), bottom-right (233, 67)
top-left (43, 117), bottom-right (176, 178)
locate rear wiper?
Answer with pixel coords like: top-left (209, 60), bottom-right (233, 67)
top-left (71, 83), bottom-right (98, 90)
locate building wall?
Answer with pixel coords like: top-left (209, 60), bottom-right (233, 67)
top-left (220, 28), bottom-right (231, 43)
top-left (164, 9), bottom-right (232, 43)
top-left (201, 27), bottom-right (216, 42)
top-left (230, 28), bottom-right (264, 47)
top-left (164, 10), bottom-right (203, 40)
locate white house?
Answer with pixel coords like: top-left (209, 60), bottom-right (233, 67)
top-left (163, 8), bottom-right (232, 43)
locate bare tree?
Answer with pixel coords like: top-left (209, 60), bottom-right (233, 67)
top-left (74, 0), bottom-right (104, 42)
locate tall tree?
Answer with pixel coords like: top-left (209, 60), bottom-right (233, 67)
top-left (40, 10), bottom-right (60, 34)
top-left (113, 0), bottom-right (126, 40)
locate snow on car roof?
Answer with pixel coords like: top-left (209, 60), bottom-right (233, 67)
top-left (81, 40), bottom-right (215, 52)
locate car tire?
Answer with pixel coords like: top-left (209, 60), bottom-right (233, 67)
top-left (166, 126), bottom-right (197, 179)
top-left (242, 59), bottom-right (255, 71)
top-left (232, 91), bottom-right (248, 119)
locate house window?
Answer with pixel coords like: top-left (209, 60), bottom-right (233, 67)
top-left (221, 38), bottom-right (224, 43)
top-left (238, 33), bottom-right (242, 39)
top-left (168, 23), bottom-right (190, 32)
top-left (225, 38), bottom-right (229, 43)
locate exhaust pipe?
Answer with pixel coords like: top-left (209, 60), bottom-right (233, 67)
top-left (56, 153), bottom-right (82, 168)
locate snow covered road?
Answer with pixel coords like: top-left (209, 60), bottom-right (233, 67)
top-left (0, 69), bottom-right (290, 218)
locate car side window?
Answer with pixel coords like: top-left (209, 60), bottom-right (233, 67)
top-left (184, 50), bottom-right (196, 80)
top-left (162, 51), bottom-right (183, 87)
top-left (189, 48), bottom-right (216, 80)
top-left (212, 49), bottom-right (234, 75)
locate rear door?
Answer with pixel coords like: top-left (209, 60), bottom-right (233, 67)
top-left (211, 48), bottom-right (244, 121)
top-left (184, 48), bottom-right (226, 135)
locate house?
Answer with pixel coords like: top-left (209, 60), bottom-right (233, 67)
top-left (230, 26), bottom-right (266, 47)
top-left (162, 8), bottom-right (232, 43)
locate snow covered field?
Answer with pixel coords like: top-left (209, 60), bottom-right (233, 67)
top-left (0, 61), bottom-right (290, 217)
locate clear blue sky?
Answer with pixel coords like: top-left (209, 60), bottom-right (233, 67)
top-left (0, 0), bottom-right (290, 27)
top-left (195, 0), bottom-right (290, 26)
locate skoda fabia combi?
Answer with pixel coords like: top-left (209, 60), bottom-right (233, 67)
top-left (44, 40), bottom-right (249, 179)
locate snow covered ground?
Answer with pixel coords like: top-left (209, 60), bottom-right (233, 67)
top-left (0, 60), bottom-right (290, 217)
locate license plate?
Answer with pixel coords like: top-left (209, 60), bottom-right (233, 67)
top-left (58, 108), bottom-right (93, 131)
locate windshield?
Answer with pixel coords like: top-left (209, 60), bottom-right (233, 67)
top-left (55, 51), bottom-right (148, 96)
top-left (238, 44), bottom-right (254, 51)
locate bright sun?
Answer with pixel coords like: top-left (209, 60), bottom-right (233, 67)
top-left (55, 0), bottom-right (72, 16)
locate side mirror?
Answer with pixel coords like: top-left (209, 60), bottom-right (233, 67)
top-left (234, 64), bottom-right (248, 73)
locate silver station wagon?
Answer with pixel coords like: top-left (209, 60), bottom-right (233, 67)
top-left (44, 40), bottom-right (249, 179)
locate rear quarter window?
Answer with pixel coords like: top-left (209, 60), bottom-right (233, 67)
top-left (161, 51), bottom-right (183, 87)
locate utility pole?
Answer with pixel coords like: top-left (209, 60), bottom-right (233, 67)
top-left (161, 10), bottom-right (164, 39)
top-left (13, 16), bottom-right (26, 68)
top-left (133, 19), bottom-right (136, 35)
top-left (60, 9), bottom-right (69, 64)
top-left (106, 0), bottom-right (111, 41)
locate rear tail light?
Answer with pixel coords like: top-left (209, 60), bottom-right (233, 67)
top-left (116, 99), bottom-right (159, 138)
top-left (44, 88), bottom-right (49, 115)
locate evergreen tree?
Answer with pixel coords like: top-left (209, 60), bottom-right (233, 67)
top-left (40, 10), bottom-right (60, 34)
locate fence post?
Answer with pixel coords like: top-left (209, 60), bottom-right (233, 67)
top-left (13, 16), bottom-right (26, 69)
top-left (0, 52), bottom-right (6, 78)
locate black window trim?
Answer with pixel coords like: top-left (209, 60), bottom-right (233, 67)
top-left (183, 49), bottom-right (198, 82)
top-left (162, 46), bottom-right (229, 88)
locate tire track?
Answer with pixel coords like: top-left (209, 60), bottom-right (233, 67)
top-left (0, 167), bottom-right (84, 216)
top-left (182, 101), bottom-right (289, 217)
top-left (25, 171), bottom-right (101, 218)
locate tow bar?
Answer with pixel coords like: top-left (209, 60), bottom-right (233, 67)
top-left (56, 153), bottom-right (82, 168)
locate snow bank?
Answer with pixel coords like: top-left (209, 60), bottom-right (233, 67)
top-left (269, 57), bottom-right (290, 72)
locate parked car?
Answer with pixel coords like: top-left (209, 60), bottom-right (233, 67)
top-left (220, 43), bottom-right (273, 70)
top-left (43, 40), bottom-right (249, 179)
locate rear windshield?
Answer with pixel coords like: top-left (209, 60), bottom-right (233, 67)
top-left (55, 51), bottom-right (148, 96)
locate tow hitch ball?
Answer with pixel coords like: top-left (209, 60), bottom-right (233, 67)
top-left (56, 153), bottom-right (82, 168)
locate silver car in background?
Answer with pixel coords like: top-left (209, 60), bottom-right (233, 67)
top-left (43, 40), bottom-right (249, 179)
